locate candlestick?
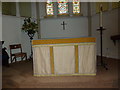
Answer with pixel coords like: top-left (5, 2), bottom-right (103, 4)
top-left (100, 4), bottom-right (103, 27)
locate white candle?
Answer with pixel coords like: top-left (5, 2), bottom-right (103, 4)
top-left (100, 4), bottom-right (103, 27)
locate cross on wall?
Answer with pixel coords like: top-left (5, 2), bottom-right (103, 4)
top-left (61, 21), bottom-right (67, 30)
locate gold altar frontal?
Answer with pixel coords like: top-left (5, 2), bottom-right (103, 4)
top-left (32, 37), bottom-right (96, 76)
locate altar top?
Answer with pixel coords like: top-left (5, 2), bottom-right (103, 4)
top-left (32, 37), bottom-right (96, 45)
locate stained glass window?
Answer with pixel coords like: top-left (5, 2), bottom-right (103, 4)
top-left (73, 0), bottom-right (80, 14)
top-left (58, 0), bottom-right (68, 15)
top-left (46, 0), bottom-right (54, 15)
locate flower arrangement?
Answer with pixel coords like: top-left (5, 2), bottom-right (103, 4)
top-left (22, 17), bottom-right (38, 35)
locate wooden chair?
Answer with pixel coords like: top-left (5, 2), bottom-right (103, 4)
top-left (9, 44), bottom-right (27, 63)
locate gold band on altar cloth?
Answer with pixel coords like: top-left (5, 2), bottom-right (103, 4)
top-left (75, 45), bottom-right (79, 73)
top-left (32, 37), bottom-right (96, 45)
top-left (32, 43), bottom-right (96, 47)
top-left (50, 46), bottom-right (54, 74)
top-left (34, 74), bottom-right (96, 76)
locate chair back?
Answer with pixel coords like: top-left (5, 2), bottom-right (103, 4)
top-left (9, 44), bottom-right (22, 54)
top-left (9, 44), bottom-right (27, 63)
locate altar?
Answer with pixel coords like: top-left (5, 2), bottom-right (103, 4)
top-left (32, 37), bottom-right (96, 76)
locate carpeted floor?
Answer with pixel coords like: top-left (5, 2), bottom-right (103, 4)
top-left (2, 57), bottom-right (119, 88)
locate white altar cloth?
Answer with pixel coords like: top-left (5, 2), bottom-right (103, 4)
top-left (32, 37), bottom-right (96, 76)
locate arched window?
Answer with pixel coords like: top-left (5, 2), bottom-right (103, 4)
top-left (46, 0), bottom-right (54, 16)
top-left (73, 0), bottom-right (80, 14)
top-left (58, 0), bottom-right (68, 15)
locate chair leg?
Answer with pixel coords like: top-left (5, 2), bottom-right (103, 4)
top-left (11, 57), bottom-right (15, 63)
top-left (21, 56), bottom-right (22, 61)
top-left (22, 56), bottom-right (25, 61)
top-left (23, 54), bottom-right (27, 61)
top-left (26, 54), bottom-right (27, 60)
top-left (11, 57), bottom-right (12, 63)
top-left (15, 57), bottom-right (16, 62)
top-left (21, 55), bottom-right (26, 61)
top-left (21, 55), bottom-right (23, 61)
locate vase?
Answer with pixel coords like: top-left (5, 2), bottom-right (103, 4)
top-left (27, 30), bottom-right (35, 40)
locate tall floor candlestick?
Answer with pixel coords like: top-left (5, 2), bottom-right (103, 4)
top-left (97, 4), bottom-right (108, 70)
top-left (100, 4), bottom-right (103, 27)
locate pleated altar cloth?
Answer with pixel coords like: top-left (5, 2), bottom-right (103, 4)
top-left (32, 37), bottom-right (96, 76)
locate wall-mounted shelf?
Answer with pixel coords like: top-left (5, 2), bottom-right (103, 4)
top-left (110, 34), bottom-right (120, 45)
